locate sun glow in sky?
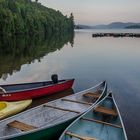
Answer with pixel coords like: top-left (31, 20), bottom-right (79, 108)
top-left (39, 0), bottom-right (140, 25)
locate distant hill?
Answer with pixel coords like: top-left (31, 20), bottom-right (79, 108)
top-left (94, 22), bottom-right (140, 29)
top-left (75, 22), bottom-right (140, 29)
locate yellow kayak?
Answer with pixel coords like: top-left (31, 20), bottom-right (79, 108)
top-left (0, 100), bottom-right (32, 119)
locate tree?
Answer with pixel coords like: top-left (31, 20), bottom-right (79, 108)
top-left (70, 13), bottom-right (74, 22)
top-left (69, 13), bottom-right (74, 30)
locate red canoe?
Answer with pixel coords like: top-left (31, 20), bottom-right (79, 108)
top-left (0, 79), bottom-right (74, 101)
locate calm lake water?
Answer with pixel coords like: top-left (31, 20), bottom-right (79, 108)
top-left (0, 29), bottom-right (140, 139)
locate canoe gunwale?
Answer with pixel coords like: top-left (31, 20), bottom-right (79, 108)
top-left (112, 93), bottom-right (128, 140)
top-left (0, 81), bottom-right (107, 140)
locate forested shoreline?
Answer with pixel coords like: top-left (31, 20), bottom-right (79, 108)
top-left (0, 0), bottom-right (74, 35)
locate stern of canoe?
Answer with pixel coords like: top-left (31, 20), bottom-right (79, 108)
top-left (9, 117), bottom-right (76, 140)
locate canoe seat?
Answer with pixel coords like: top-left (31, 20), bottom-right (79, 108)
top-left (7, 120), bottom-right (37, 131)
top-left (83, 91), bottom-right (101, 99)
top-left (65, 131), bottom-right (98, 140)
top-left (94, 106), bottom-right (117, 116)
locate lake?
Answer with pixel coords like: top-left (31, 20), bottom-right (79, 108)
top-left (0, 29), bottom-right (140, 139)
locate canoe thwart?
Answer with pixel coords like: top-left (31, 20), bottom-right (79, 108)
top-left (43, 104), bottom-right (80, 114)
top-left (94, 106), bottom-right (117, 116)
top-left (81, 117), bottom-right (122, 128)
top-left (7, 120), bottom-right (37, 131)
top-left (83, 91), bottom-right (101, 99)
top-left (61, 98), bottom-right (92, 105)
top-left (65, 131), bottom-right (98, 140)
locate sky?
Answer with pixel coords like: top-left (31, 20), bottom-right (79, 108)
top-left (39, 0), bottom-right (140, 25)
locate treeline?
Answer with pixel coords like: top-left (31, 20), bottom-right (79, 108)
top-left (0, 0), bottom-right (74, 35)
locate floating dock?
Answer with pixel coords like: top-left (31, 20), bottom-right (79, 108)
top-left (92, 33), bottom-right (140, 38)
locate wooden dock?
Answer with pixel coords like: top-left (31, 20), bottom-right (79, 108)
top-left (92, 33), bottom-right (140, 38)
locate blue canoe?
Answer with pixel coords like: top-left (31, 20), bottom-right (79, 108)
top-left (59, 92), bottom-right (128, 140)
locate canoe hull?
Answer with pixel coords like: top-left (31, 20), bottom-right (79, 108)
top-left (9, 117), bottom-right (76, 140)
top-left (0, 79), bottom-right (74, 101)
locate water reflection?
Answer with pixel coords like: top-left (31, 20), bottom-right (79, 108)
top-left (0, 32), bottom-right (74, 80)
top-left (0, 29), bottom-right (140, 139)
top-left (28, 88), bottom-right (74, 109)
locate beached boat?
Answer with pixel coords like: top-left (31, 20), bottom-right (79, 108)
top-left (0, 81), bottom-right (107, 140)
top-left (59, 92), bottom-right (128, 140)
top-left (0, 100), bottom-right (32, 120)
top-left (0, 76), bottom-right (74, 101)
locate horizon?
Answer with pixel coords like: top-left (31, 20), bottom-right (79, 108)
top-left (76, 21), bottom-right (140, 26)
top-left (38, 0), bottom-right (140, 25)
